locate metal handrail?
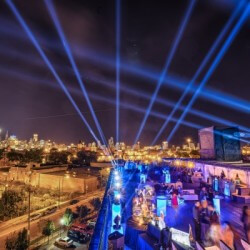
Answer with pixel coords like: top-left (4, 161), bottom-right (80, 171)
top-left (89, 170), bottom-right (112, 250)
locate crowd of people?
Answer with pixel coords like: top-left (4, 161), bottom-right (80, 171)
top-left (241, 205), bottom-right (250, 244)
top-left (193, 185), bottom-right (250, 249)
top-left (123, 164), bottom-right (250, 249)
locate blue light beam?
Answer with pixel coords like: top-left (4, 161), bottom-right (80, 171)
top-left (116, 0), bottom-right (121, 144)
top-left (1, 22), bottom-right (249, 113)
top-left (167, 4), bottom-right (250, 142)
top-left (151, 0), bottom-right (245, 145)
top-left (0, 64), bottom-right (249, 143)
top-left (5, 0), bottom-right (100, 143)
top-left (44, 0), bottom-right (108, 148)
top-left (73, 45), bottom-right (250, 113)
top-left (1, 65), bottom-right (249, 134)
top-left (89, 92), bottom-right (250, 144)
top-left (133, 0), bottom-right (196, 146)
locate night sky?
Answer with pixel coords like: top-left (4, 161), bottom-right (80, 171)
top-left (0, 0), bottom-right (249, 145)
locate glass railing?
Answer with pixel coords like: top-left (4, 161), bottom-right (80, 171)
top-left (89, 170), bottom-right (113, 250)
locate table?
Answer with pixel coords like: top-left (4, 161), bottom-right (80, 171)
top-left (125, 217), bottom-right (147, 249)
top-left (182, 194), bottom-right (198, 201)
top-left (137, 233), bottom-right (159, 250)
top-left (147, 223), bottom-right (161, 240)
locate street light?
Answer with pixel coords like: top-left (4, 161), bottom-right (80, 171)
top-left (115, 182), bottom-right (121, 188)
top-left (115, 193), bottom-right (121, 200)
top-left (27, 170), bottom-right (33, 249)
top-left (60, 218), bottom-right (64, 237)
top-left (60, 218), bottom-right (65, 225)
top-left (114, 175), bottom-right (120, 181)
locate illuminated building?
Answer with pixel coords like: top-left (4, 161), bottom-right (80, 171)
top-left (162, 141), bottom-right (168, 150)
top-left (242, 145), bottom-right (250, 162)
top-left (33, 133), bottom-right (38, 142)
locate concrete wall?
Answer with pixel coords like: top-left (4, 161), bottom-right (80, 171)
top-left (33, 173), bottom-right (98, 192)
top-left (3, 166), bottom-right (98, 193)
top-left (90, 162), bottom-right (112, 168)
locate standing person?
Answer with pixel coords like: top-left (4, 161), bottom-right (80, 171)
top-left (210, 210), bottom-right (219, 225)
top-left (172, 192), bottom-right (178, 207)
top-left (200, 187), bottom-right (208, 201)
top-left (241, 205), bottom-right (250, 243)
top-left (208, 188), bottom-right (214, 203)
top-left (159, 226), bottom-right (172, 250)
top-left (193, 202), bottom-right (201, 241)
top-left (205, 222), bottom-right (222, 247)
top-left (221, 222), bottom-right (235, 249)
top-left (200, 200), bottom-right (210, 241)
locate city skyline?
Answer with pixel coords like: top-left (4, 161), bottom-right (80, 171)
top-left (0, 129), bottom-right (197, 147)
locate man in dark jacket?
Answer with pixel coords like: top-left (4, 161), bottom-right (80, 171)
top-left (160, 226), bottom-right (172, 250)
top-left (193, 202), bottom-right (201, 241)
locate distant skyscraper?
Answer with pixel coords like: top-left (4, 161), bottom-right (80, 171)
top-left (97, 140), bottom-right (102, 148)
top-left (5, 130), bottom-right (8, 140)
top-left (190, 142), bottom-right (195, 150)
top-left (162, 141), bottom-right (168, 150)
top-left (33, 133), bottom-right (38, 142)
top-left (108, 137), bottom-right (114, 148)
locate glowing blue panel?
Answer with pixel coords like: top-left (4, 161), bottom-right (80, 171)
top-left (111, 203), bottom-right (122, 233)
top-left (156, 196), bottom-right (167, 216)
top-left (224, 182), bottom-right (231, 197)
top-left (214, 178), bottom-right (219, 192)
top-left (213, 198), bottom-right (220, 214)
top-left (140, 174), bottom-right (146, 183)
top-left (164, 172), bottom-right (171, 184)
top-left (137, 164), bottom-right (143, 172)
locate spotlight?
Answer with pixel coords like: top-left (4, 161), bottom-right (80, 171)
top-left (115, 175), bottom-right (120, 181)
top-left (115, 193), bottom-right (121, 200)
top-left (60, 218), bottom-right (65, 225)
top-left (115, 182), bottom-right (121, 188)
